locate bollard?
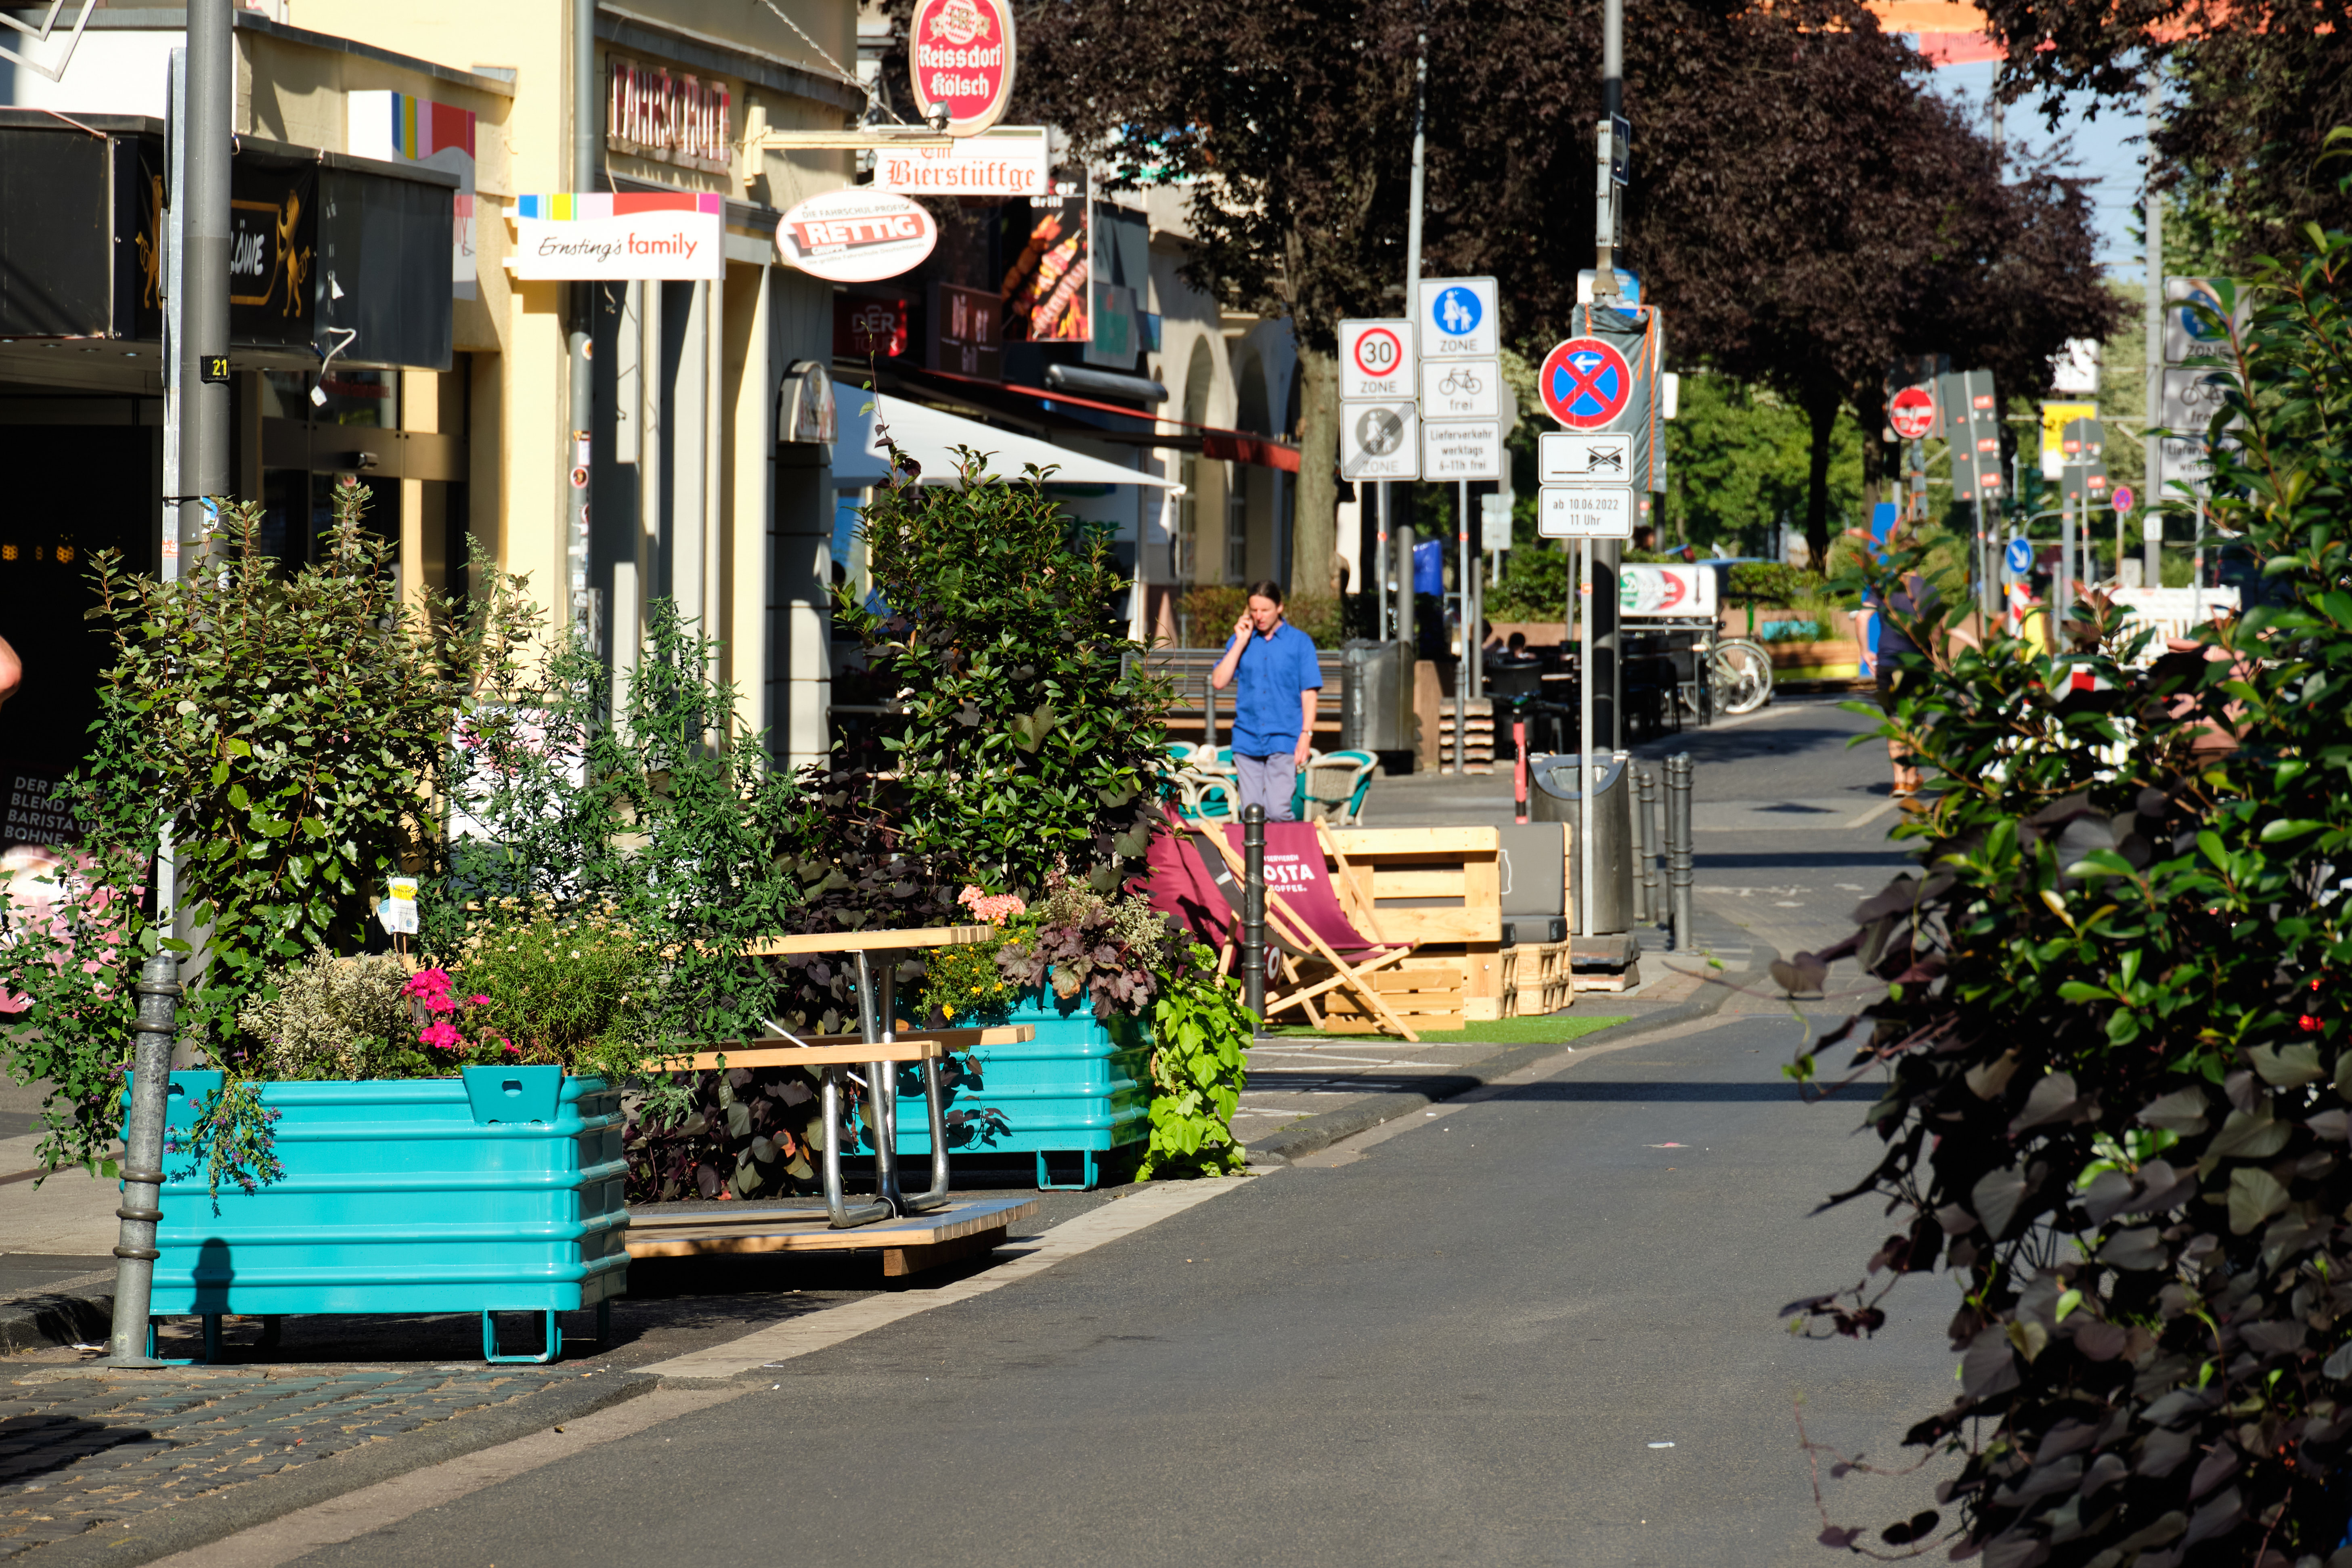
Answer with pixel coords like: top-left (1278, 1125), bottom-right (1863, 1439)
top-left (1666, 753), bottom-right (1696, 952)
top-left (1629, 764), bottom-right (1653, 926)
top-left (1204, 672), bottom-right (1218, 752)
top-left (1241, 805), bottom-right (1267, 1027)
top-left (1512, 714), bottom-right (1530, 824)
top-left (1640, 765), bottom-right (1664, 928)
top-left (103, 951), bottom-right (180, 1367)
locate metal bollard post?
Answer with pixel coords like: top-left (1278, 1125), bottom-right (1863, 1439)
top-left (1241, 805), bottom-right (1267, 1027)
top-left (1629, 764), bottom-right (1653, 926)
top-left (103, 952), bottom-right (180, 1367)
top-left (1641, 766), bottom-right (1664, 928)
top-left (1666, 753), bottom-right (1696, 952)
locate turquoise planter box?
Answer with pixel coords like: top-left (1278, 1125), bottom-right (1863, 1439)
top-left (138, 1066), bottom-right (628, 1363)
top-left (884, 987), bottom-right (1149, 1190)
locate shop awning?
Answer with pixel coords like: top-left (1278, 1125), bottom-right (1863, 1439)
top-left (831, 394), bottom-right (1177, 491)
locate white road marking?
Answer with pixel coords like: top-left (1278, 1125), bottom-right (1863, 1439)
top-left (1842, 797), bottom-right (1901, 830)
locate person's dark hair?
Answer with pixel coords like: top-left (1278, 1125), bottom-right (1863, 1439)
top-left (1244, 579), bottom-right (1284, 606)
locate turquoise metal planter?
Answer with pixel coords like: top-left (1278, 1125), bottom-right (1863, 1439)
top-left (141, 1066), bottom-right (628, 1363)
top-left (884, 987), bottom-right (1149, 1190)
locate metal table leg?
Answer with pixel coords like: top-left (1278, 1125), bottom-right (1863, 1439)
top-left (819, 1064), bottom-right (889, 1229)
top-left (855, 951), bottom-right (904, 1213)
top-left (900, 1055), bottom-right (952, 1213)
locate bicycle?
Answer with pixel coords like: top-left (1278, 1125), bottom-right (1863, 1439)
top-left (1669, 623), bottom-right (1774, 721)
top-left (1437, 366), bottom-right (1484, 397)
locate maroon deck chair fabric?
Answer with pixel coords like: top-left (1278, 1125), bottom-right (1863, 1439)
top-left (1145, 826), bottom-right (1235, 948)
top-left (1224, 822), bottom-right (1398, 958)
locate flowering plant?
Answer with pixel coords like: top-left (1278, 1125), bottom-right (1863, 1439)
top-left (956, 884), bottom-right (1028, 926)
top-left (400, 968), bottom-right (509, 1059)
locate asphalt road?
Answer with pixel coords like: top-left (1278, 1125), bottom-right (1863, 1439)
top-left (286, 1004), bottom-right (1958, 1568)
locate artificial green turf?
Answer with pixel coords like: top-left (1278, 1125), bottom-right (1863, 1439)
top-left (1266, 1015), bottom-right (1625, 1046)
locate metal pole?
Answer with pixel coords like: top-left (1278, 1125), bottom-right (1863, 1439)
top-left (102, 953), bottom-right (180, 1367)
top-left (157, 46), bottom-right (187, 952)
top-left (2058, 487), bottom-right (2075, 638)
top-left (569, 0), bottom-right (599, 642)
top-left (1374, 481), bottom-right (1390, 642)
top-left (1629, 764), bottom-right (1652, 926)
top-left (1460, 480), bottom-right (1477, 700)
top-left (1241, 805), bottom-right (1267, 1025)
top-left (1595, 539), bottom-right (1620, 750)
top-left (1405, 34), bottom-right (1426, 319)
top-left (1640, 765), bottom-right (1663, 927)
top-left (1666, 753), bottom-right (1694, 952)
top-left (1577, 539), bottom-right (1595, 939)
top-left (178, 0), bottom-right (231, 561)
top-left (2144, 73), bottom-right (2165, 588)
top-left (1594, 0), bottom-right (1624, 302)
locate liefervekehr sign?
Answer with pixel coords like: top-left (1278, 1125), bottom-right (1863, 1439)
top-left (507, 193), bottom-right (725, 281)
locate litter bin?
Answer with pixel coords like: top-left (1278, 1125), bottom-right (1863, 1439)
top-left (1340, 638), bottom-right (1415, 766)
top-left (1526, 752), bottom-right (1634, 935)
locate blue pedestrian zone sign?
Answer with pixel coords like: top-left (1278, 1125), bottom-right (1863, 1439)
top-left (2006, 536), bottom-right (2034, 575)
top-left (1431, 285), bottom-right (1482, 338)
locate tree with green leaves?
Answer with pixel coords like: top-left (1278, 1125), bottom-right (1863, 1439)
top-left (1787, 233), bottom-right (2352, 1563)
top-left (836, 446), bottom-right (1170, 897)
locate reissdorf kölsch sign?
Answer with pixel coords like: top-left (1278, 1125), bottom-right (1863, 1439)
top-left (908, 0), bottom-right (1017, 136)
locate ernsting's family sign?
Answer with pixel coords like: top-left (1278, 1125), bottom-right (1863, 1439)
top-left (506, 191), bottom-right (726, 281)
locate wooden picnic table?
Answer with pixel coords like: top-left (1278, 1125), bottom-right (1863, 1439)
top-left (669, 925), bottom-right (1026, 1232)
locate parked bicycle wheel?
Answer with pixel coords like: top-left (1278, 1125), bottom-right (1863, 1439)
top-left (1711, 637), bottom-right (1774, 715)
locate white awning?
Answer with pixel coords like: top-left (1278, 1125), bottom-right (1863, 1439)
top-left (830, 392), bottom-right (1174, 490)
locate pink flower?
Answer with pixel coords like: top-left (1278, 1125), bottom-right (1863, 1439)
top-left (467, 994), bottom-right (490, 1007)
top-left (419, 1021), bottom-right (463, 1049)
top-left (402, 969), bottom-right (453, 1000)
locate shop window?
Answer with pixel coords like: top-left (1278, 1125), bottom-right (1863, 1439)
top-left (259, 369), bottom-right (399, 428)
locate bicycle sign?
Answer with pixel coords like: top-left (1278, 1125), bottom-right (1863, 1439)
top-left (1339, 319), bottom-right (1413, 399)
top-left (1419, 354), bottom-right (1501, 419)
top-left (1538, 337), bottom-right (1633, 430)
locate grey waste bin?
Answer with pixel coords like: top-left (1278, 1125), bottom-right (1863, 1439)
top-left (1526, 753), bottom-right (1634, 935)
top-left (1340, 639), bottom-right (1415, 761)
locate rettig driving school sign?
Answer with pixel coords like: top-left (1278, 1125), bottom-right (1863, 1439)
top-left (775, 190), bottom-right (939, 283)
top-left (908, 0), bottom-right (1018, 136)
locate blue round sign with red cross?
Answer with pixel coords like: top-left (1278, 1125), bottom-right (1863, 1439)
top-left (1540, 337), bottom-right (1633, 430)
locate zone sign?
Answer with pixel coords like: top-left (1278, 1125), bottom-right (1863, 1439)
top-left (1339, 319), bottom-right (1413, 400)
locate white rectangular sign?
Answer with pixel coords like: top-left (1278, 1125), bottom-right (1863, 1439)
top-left (1419, 356), bottom-right (1501, 420)
top-left (1417, 276), bottom-right (1499, 360)
top-left (1339, 319), bottom-right (1414, 401)
top-left (1480, 493), bottom-right (1513, 552)
top-left (1538, 432), bottom-right (1633, 484)
top-left (1537, 484), bottom-right (1634, 538)
top-left (871, 125), bottom-right (1050, 197)
top-left (1621, 563), bottom-right (1720, 618)
top-left (1342, 400), bottom-right (1419, 480)
top-left (1422, 419), bottom-right (1503, 481)
top-left (508, 205), bottom-right (725, 281)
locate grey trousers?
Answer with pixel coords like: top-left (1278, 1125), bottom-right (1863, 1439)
top-left (1233, 752), bottom-right (1297, 821)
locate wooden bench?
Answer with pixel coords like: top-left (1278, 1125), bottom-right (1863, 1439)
top-left (627, 1197), bottom-right (1042, 1278)
top-left (1140, 647), bottom-right (1350, 745)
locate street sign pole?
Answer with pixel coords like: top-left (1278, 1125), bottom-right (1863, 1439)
top-left (1374, 482), bottom-right (1389, 641)
top-left (1579, 538), bottom-right (1594, 939)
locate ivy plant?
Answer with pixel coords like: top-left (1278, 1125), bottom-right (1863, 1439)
top-left (1786, 227), bottom-right (2352, 1564)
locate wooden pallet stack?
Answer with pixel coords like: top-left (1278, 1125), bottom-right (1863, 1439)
top-left (1307, 826), bottom-right (1503, 1033)
top-left (1432, 698), bottom-right (1496, 774)
top-left (1500, 941), bottom-right (1576, 1016)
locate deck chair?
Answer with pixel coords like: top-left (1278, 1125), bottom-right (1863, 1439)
top-left (1145, 824), bottom-right (1239, 972)
top-left (1189, 820), bottom-right (1422, 1042)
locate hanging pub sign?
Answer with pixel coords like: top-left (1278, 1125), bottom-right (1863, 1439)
top-left (907, 0), bottom-right (1017, 136)
top-left (775, 189), bottom-right (937, 283)
top-left (507, 192), bottom-right (725, 281)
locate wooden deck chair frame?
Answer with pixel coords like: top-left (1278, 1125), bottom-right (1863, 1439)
top-left (1189, 822), bottom-right (1422, 1043)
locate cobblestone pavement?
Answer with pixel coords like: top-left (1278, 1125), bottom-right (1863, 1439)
top-left (0, 1182), bottom-right (1124, 1560)
top-left (0, 1364), bottom-right (578, 1558)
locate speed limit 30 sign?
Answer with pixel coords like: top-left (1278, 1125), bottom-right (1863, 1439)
top-left (1339, 319), bottom-right (1413, 400)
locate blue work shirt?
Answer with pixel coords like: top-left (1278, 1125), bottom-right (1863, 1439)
top-left (1228, 620), bottom-right (1323, 755)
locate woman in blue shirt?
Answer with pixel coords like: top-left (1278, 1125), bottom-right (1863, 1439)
top-left (1208, 579), bottom-right (1322, 821)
